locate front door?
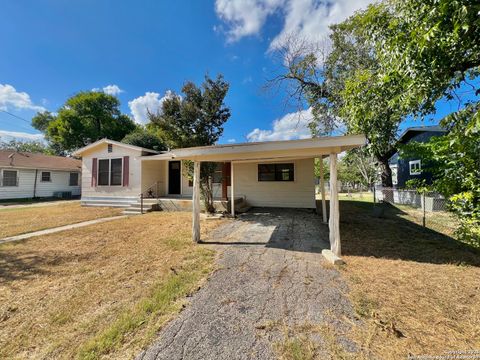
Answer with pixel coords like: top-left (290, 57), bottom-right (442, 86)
top-left (168, 161), bottom-right (181, 194)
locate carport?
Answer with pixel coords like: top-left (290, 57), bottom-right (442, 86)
top-left (145, 135), bottom-right (366, 260)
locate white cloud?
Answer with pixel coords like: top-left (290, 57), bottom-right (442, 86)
top-left (247, 108), bottom-right (313, 142)
top-left (215, 0), bottom-right (374, 47)
top-left (0, 130), bottom-right (44, 142)
top-left (128, 90), bottom-right (176, 125)
top-left (227, 138), bottom-right (237, 143)
top-left (215, 0), bottom-right (285, 42)
top-left (0, 84), bottom-right (46, 112)
top-left (92, 84), bottom-right (124, 96)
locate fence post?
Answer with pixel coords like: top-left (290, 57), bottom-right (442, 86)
top-left (141, 193), bottom-right (144, 215)
top-left (373, 185), bottom-right (376, 204)
top-left (422, 192), bottom-right (426, 227)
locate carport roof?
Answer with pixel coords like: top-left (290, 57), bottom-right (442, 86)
top-left (141, 134), bottom-right (366, 162)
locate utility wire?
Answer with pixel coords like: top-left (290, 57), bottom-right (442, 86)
top-left (0, 109), bottom-right (32, 124)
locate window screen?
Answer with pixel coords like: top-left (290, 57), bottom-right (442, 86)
top-left (108, 144), bottom-right (113, 153)
top-left (110, 158), bottom-right (122, 186)
top-left (69, 172), bottom-right (79, 186)
top-left (2, 170), bottom-right (17, 186)
top-left (41, 171), bottom-right (51, 182)
top-left (98, 159), bottom-right (110, 185)
top-left (258, 163), bottom-right (294, 181)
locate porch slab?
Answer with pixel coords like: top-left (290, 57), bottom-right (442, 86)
top-left (156, 196), bottom-right (244, 212)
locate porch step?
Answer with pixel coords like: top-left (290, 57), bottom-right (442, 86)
top-left (122, 201), bottom-right (158, 215)
top-left (81, 197), bottom-right (137, 208)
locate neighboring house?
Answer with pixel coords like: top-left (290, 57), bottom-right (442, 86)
top-left (0, 150), bottom-right (82, 200)
top-left (389, 126), bottom-right (446, 188)
top-left (74, 135), bottom-right (366, 259)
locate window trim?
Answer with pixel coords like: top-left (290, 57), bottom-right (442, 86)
top-left (69, 172), bottom-right (79, 186)
top-left (257, 162), bottom-right (295, 182)
top-left (96, 157), bottom-right (123, 187)
top-left (1, 169), bottom-right (18, 187)
top-left (41, 171), bottom-right (52, 182)
top-left (409, 160), bottom-right (422, 176)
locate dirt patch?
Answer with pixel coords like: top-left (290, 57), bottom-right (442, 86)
top-left (0, 212), bottom-right (224, 359)
top-left (0, 202), bottom-right (122, 238)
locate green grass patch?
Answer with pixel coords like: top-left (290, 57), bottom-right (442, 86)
top-left (76, 247), bottom-right (215, 360)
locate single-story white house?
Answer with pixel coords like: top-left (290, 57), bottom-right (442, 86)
top-left (74, 135), bottom-right (366, 259)
top-left (0, 150), bottom-right (82, 200)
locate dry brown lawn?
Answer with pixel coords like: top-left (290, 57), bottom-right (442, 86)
top-left (0, 212), bottom-right (224, 359)
top-left (0, 202), bottom-right (122, 238)
top-left (339, 200), bottom-right (480, 359)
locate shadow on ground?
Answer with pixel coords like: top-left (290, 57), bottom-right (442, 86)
top-left (202, 207), bottom-right (329, 254)
top-left (339, 200), bottom-right (480, 266)
top-left (203, 201), bottom-right (480, 267)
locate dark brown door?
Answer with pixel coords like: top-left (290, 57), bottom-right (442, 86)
top-left (168, 161), bottom-right (181, 194)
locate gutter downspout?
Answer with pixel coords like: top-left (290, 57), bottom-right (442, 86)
top-left (33, 169), bottom-right (38, 198)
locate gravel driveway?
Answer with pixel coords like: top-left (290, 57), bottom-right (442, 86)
top-left (138, 208), bottom-right (358, 360)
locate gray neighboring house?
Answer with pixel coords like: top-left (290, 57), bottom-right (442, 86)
top-left (389, 126), bottom-right (446, 188)
top-left (0, 150), bottom-right (82, 200)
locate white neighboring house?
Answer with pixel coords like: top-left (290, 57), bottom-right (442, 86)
top-left (0, 150), bottom-right (82, 200)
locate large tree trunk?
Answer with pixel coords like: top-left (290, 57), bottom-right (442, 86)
top-left (378, 156), bottom-right (393, 187)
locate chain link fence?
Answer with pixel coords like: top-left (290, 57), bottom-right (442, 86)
top-left (373, 186), bottom-right (459, 237)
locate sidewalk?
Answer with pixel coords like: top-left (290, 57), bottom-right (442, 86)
top-left (0, 215), bottom-right (127, 244)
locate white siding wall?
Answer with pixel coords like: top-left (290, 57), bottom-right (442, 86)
top-left (0, 168), bottom-right (80, 200)
top-left (81, 144), bottom-right (142, 201)
top-left (142, 160), bottom-right (166, 196)
top-left (233, 158), bottom-right (315, 208)
top-left (180, 161), bottom-right (229, 198)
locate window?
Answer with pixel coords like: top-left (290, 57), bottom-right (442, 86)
top-left (2, 170), bottom-right (18, 187)
top-left (97, 158), bottom-right (122, 186)
top-left (110, 158), bottom-right (122, 186)
top-left (212, 163), bottom-right (223, 184)
top-left (409, 160), bottom-right (422, 175)
top-left (98, 159), bottom-right (110, 185)
top-left (108, 144), bottom-right (113, 153)
top-left (258, 163), bottom-right (294, 182)
top-left (41, 171), bottom-right (51, 182)
top-left (69, 172), bottom-right (79, 186)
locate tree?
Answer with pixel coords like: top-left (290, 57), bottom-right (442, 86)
top-left (31, 111), bottom-right (55, 132)
top-left (401, 104), bottom-right (480, 245)
top-left (360, 0), bottom-right (479, 117)
top-left (342, 148), bottom-right (377, 189)
top-left (148, 75), bottom-right (231, 213)
top-left (122, 127), bottom-right (166, 151)
top-left (269, 20), bottom-right (404, 186)
top-left (0, 138), bottom-right (53, 154)
top-left (32, 91), bottom-right (136, 153)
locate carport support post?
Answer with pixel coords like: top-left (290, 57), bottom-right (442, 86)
top-left (230, 161), bottom-right (235, 217)
top-left (329, 153), bottom-right (341, 256)
top-left (192, 160), bottom-right (201, 243)
top-left (319, 157), bottom-right (327, 223)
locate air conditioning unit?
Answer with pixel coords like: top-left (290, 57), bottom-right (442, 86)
top-left (53, 191), bottom-right (72, 199)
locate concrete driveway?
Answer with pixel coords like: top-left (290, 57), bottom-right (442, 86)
top-left (138, 208), bottom-right (358, 360)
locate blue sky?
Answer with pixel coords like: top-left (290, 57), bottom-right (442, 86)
top-left (0, 0), bottom-right (469, 145)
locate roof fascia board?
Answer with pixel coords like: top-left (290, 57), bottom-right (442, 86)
top-left (73, 138), bottom-right (158, 156)
top-left (142, 135), bottom-right (365, 161)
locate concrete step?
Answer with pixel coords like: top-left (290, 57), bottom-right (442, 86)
top-left (126, 206), bottom-right (154, 212)
top-left (123, 210), bottom-right (142, 215)
top-left (81, 198), bottom-right (136, 207)
top-left (82, 202), bottom-right (129, 208)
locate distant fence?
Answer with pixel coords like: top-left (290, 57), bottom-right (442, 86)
top-left (373, 187), bottom-right (457, 236)
top-left (374, 187), bottom-right (446, 213)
